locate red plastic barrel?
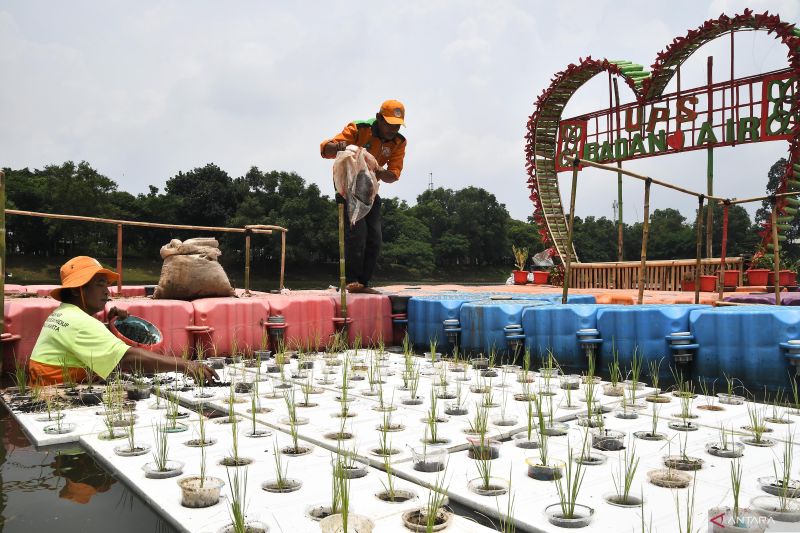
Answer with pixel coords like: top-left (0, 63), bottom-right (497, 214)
top-left (192, 297), bottom-right (271, 356)
top-left (105, 299), bottom-right (193, 357)
top-left (264, 294), bottom-right (336, 351)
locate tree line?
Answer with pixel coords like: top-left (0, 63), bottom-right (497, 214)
top-left (2, 159), bottom-right (780, 278)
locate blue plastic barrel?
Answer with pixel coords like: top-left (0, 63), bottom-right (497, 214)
top-left (406, 293), bottom-right (490, 349)
top-left (691, 307), bottom-right (800, 393)
top-left (596, 305), bottom-right (710, 380)
top-left (459, 297), bottom-right (551, 358)
top-left (522, 304), bottom-right (614, 372)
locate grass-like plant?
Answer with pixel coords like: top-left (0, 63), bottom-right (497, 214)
top-left (250, 387), bottom-right (259, 435)
top-left (474, 432), bottom-right (493, 490)
top-left (730, 457), bottom-right (743, 524)
top-left (718, 423), bottom-right (731, 451)
top-left (723, 372), bottom-right (740, 399)
top-left (152, 421), bottom-right (170, 472)
top-left (424, 468), bottom-right (450, 532)
top-left (790, 371), bottom-right (800, 411)
top-left (674, 473), bottom-right (697, 533)
top-left (468, 403), bottom-right (489, 436)
top-left (59, 352), bottom-right (76, 390)
top-left (408, 363), bottom-right (421, 400)
top-left (226, 466), bottom-right (249, 533)
top-left (611, 437), bottom-right (639, 504)
top-left (554, 446), bottom-right (586, 519)
top-left (647, 357), bottom-right (663, 394)
top-left (272, 436), bottom-right (289, 490)
top-left (125, 409), bottom-right (137, 451)
top-left (166, 388), bottom-right (183, 429)
top-left (377, 411), bottom-right (394, 455)
top-left (426, 388), bottom-right (440, 443)
top-left (283, 389), bottom-right (302, 453)
top-left (496, 469), bottom-right (516, 533)
top-left (649, 402), bottom-right (660, 438)
top-left (698, 376), bottom-right (716, 408)
top-left (331, 451), bottom-right (352, 528)
top-left (608, 342), bottom-right (621, 389)
top-left (627, 347), bottom-right (643, 403)
top-left (13, 362), bottom-right (27, 395)
top-left (380, 453), bottom-right (398, 501)
top-left (429, 338), bottom-right (438, 361)
top-left (774, 431), bottom-right (795, 512)
top-left (535, 395), bottom-right (550, 466)
top-left (746, 400), bottom-right (768, 444)
top-left (229, 402), bottom-right (241, 464)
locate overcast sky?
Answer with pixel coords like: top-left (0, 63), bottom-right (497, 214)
top-left (1, 0), bottom-right (798, 226)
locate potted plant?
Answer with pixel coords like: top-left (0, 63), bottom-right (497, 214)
top-left (605, 439), bottom-right (642, 508)
top-left (747, 250), bottom-right (771, 286)
top-left (708, 458), bottom-right (765, 532)
top-left (401, 470), bottom-right (452, 531)
top-left (143, 422), bottom-right (184, 479)
top-left (533, 268), bottom-right (550, 285)
top-left (511, 245), bottom-right (529, 285)
top-left (178, 417), bottom-right (225, 507)
top-left (411, 442), bottom-right (448, 473)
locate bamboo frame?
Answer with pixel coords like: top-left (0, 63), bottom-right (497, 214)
top-left (5, 209), bottom-right (289, 292)
top-left (638, 179), bottom-right (652, 304)
top-left (562, 163), bottom-right (579, 304)
top-left (772, 208), bottom-right (781, 305)
top-left (694, 196), bottom-right (704, 304)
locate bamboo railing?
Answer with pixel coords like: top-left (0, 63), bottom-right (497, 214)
top-left (567, 257), bottom-right (744, 291)
top-left (5, 209), bottom-right (288, 292)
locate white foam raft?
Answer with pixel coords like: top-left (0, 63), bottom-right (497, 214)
top-left (6, 350), bottom-right (800, 532)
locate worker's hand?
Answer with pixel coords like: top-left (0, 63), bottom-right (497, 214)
top-left (107, 307), bottom-right (129, 322)
top-left (376, 169), bottom-right (398, 183)
top-left (186, 360), bottom-right (218, 384)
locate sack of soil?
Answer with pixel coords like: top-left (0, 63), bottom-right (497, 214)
top-left (153, 238), bottom-right (235, 300)
top-left (332, 146), bottom-right (379, 226)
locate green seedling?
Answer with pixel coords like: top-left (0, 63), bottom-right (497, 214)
top-left (152, 421), bottom-right (170, 472)
top-left (226, 466), bottom-right (249, 533)
top-left (674, 474), bottom-right (697, 533)
top-left (555, 446), bottom-right (586, 519)
top-left (272, 436), bottom-right (290, 490)
top-left (612, 437), bottom-right (639, 505)
top-left (730, 457), bottom-right (743, 525)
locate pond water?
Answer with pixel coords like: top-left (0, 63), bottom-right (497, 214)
top-left (0, 403), bottom-right (177, 533)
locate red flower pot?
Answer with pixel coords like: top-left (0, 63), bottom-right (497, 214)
top-left (512, 270), bottom-right (529, 285)
top-left (681, 280), bottom-right (695, 292)
top-left (722, 270), bottom-right (739, 288)
top-left (747, 269), bottom-right (770, 286)
top-left (699, 275), bottom-right (716, 292)
top-left (533, 271), bottom-right (550, 285)
top-left (765, 271), bottom-right (793, 286)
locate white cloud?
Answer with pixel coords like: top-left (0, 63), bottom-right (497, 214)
top-left (0, 0), bottom-right (795, 233)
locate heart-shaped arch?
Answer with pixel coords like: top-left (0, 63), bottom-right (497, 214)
top-left (525, 10), bottom-right (800, 262)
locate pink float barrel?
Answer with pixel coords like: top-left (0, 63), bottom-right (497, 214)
top-left (109, 285), bottom-right (148, 297)
top-left (264, 294), bottom-right (336, 351)
top-left (3, 284), bottom-right (26, 295)
top-left (331, 293), bottom-right (393, 346)
top-left (24, 285), bottom-right (60, 297)
top-left (105, 299), bottom-right (194, 357)
top-left (3, 298), bottom-right (60, 372)
top-left (192, 297), bottom-right (271, 356)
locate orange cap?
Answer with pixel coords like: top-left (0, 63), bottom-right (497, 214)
top-left (380, 99), bottom-right (405, 125)
top-left (50, 256), bottom-right (119, 301)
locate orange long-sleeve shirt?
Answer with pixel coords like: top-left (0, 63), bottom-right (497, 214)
top-left (320, 118), bottom-right (406, 178)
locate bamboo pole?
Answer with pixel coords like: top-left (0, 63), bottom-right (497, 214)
top-left (0, 171), bottom-right (5, 342)
top-left (8, 209), bottom-right (281, 234)
top-left (717, 202), bottom-right (729, 302)
top-left (244, 230), bottom-right (251, 295)
top-left (706, 56), bottom-right (714, 258)
top-left (562, 162), bottom-right (580, 304)
top-left (116, 224), bottom-right (123, 292)
top-left (638, 179), bottom-right (652, 304)
top-left (722, 191), bottom-right (800, 206)
top-left (338, 204), bottom-right (348, 330)
top-left (572, 158), bottom-right (725, 201)
top-left (280, 230), bottom-right (286, 291)
top-left (694, 196), bottom-right (704, 304)
top-left (612, 78), bottom-right (624, 262)
top-left (772, 206), bottom-right (781, 305)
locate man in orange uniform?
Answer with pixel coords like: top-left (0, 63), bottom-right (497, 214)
top-left (320, 99), bottom-right (407, 293)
